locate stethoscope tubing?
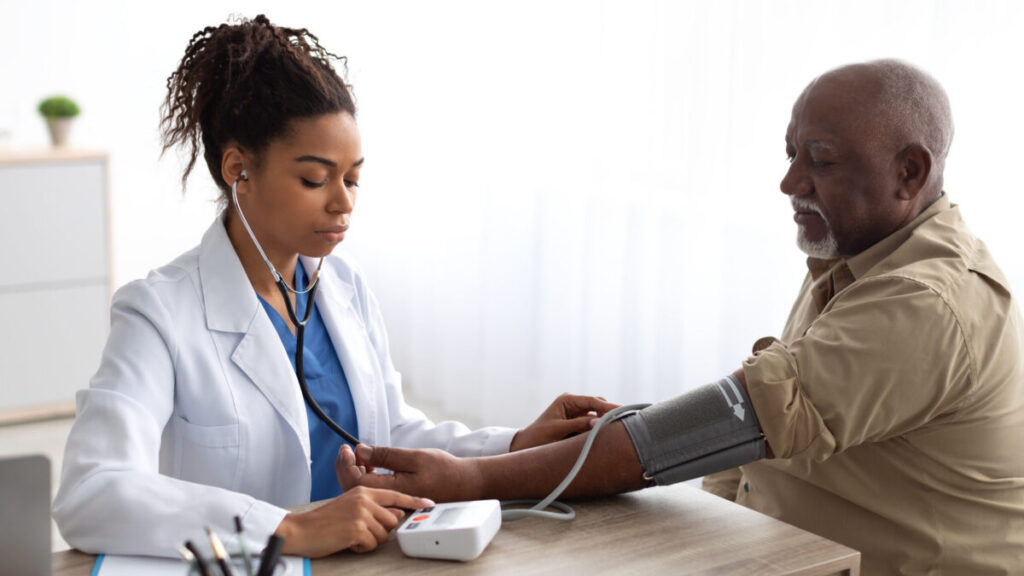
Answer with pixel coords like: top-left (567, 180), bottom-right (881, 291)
top-left (233, 173), bottom-right (360, 447)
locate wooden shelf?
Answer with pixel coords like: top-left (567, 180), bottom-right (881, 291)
top-left (0, 153), bottom-right (110, 422)
top-left (0, 148), bottom-right (108, 166)
top-left (0, 403), bottom-right (76, 427)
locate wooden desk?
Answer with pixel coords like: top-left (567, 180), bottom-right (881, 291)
top-left (53, 484), bottom-right (859, 575)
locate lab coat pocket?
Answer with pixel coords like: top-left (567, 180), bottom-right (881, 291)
top-left (172, 416), bottom-right (242, 490)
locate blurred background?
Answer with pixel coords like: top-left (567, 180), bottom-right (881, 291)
top-left (1, 0), bottom-right (1022, 466)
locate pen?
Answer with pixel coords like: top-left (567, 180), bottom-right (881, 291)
top-left (255, 534), bottom-right (284, 576)
top-left (184, 540), bottom-right (212, 576)
top-left (235, 515), bottom-right (254, 576)
top-left (206, 526), bottom-right (237, 576)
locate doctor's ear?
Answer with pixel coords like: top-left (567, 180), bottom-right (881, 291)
top-left (220, 147), bottom-right (249, 189)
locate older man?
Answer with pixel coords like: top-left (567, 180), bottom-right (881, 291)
top-left (339, 60), bottom-right (1024, 574)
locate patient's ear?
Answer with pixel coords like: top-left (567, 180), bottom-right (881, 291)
top-left (896, 143), bottom-right (933, 201)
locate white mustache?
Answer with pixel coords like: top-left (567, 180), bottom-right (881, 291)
top-left (791, 198), bottom-right (824, 218)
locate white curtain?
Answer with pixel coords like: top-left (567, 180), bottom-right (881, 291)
top-left (338, 0), bottom-right (1024, 426)
top-left (4, 0), bottom-right (1022, 429)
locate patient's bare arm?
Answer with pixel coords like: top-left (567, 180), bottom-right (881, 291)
top-left (336, 421), bottom-right (648, 503)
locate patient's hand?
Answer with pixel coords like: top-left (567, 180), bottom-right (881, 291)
top-left (510, 393), bottom-right (620, 451)
top-left (336, 444), bottom-right (484, 503)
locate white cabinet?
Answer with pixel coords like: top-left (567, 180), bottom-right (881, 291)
top-left (0, 150), bottom-right (109, 421)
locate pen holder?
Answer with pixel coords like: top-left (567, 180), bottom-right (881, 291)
top-left (186, 554), bottom-right (289, 576)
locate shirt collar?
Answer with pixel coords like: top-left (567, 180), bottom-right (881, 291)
top-left (804, 192), bottom-right (951, 281)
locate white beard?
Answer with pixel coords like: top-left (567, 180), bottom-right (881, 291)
top-left (791, 197), bottom-right (840, 259)
top-left (797, 227), bottom-right (840, 259)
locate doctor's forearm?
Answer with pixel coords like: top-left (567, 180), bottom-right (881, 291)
top-left (475, 421), bottom-right (649, 500)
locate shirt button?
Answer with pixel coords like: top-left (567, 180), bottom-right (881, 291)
top-left (744, 482), bottom-right (750, 493)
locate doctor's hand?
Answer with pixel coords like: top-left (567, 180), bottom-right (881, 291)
top-left (337, 443), bottom-right (483, 504)
top-left (276, 485), bottom-right (433, 558)
top-left (509, 393), bottom-right (620, 451)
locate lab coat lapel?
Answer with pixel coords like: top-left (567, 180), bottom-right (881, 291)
top-left (302, 255), bottom-right (379, 445)
top-left (231, 326), bottom-right (312, 459)
top-left (199, 218), bottom-right (311, 459)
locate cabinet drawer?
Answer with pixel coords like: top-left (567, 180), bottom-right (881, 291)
top-left (0, 282), bottom-right (108, 410)
top-left (0, 161), bottom-right (107, 287)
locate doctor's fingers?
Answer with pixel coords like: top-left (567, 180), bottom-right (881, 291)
top-left (555, 414), bottom-right (604, 438)
top-left (366, 509), bottom-right (394, 544)
top-left (358, 486), bottom-right (435, 513)
top-left (556, 393), bottom-right (621, 417)
top-left (348, 522), bottom-right (387, 554)
top-left (336, 490), bottom-right (410, 551)
top-left (354, 498), bottom-right (417, 549)
top-left (342, 509), bottom-right (390, 553)
top-left (514, 415), bottom-right (602, 451)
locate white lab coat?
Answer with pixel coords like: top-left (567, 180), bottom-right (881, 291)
top-left (53, 217), bottom-right (515, 557)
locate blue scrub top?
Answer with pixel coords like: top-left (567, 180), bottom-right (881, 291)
top-left (257, 260), bottom-right (359, 501)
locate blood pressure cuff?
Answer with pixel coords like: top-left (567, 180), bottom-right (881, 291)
top-left (621, 375), bottom-right (765, 486)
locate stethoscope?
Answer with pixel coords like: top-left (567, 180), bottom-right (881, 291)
top-left (232, 170), bottom-right (360, 446)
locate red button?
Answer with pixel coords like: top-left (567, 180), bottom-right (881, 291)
top-left (413, 515), bottom-right (429, 522)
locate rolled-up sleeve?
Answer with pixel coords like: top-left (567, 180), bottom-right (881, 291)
top-left (743, 275), bottom-right (972, 461)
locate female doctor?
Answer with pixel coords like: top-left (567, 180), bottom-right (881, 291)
top-left (53, 15), bottom-right (615, 559)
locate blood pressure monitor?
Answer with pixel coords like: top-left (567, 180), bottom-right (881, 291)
top-left (396, 500), bottom-right (502, 561)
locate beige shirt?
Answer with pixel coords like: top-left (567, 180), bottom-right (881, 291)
top-left (704, 196), bottom-right (1024, 574)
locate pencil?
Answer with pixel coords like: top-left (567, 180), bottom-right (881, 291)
top-left (205, 526), bottom-right (237, 576)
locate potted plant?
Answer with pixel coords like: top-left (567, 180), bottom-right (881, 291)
top-left (38, 95), bottom-right (81, 147)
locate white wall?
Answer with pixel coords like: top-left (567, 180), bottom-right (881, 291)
top-left (2, 0), bottom-right (1022, 427)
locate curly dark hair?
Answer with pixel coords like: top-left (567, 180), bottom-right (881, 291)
top-left (160, 14), bottom-right (355, 194)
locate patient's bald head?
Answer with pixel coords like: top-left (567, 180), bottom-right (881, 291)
top-left (817, 59), bottom-right (954, 185)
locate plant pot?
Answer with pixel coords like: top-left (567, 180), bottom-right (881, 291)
top-left (46, 117), bottom-right (72, 147)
